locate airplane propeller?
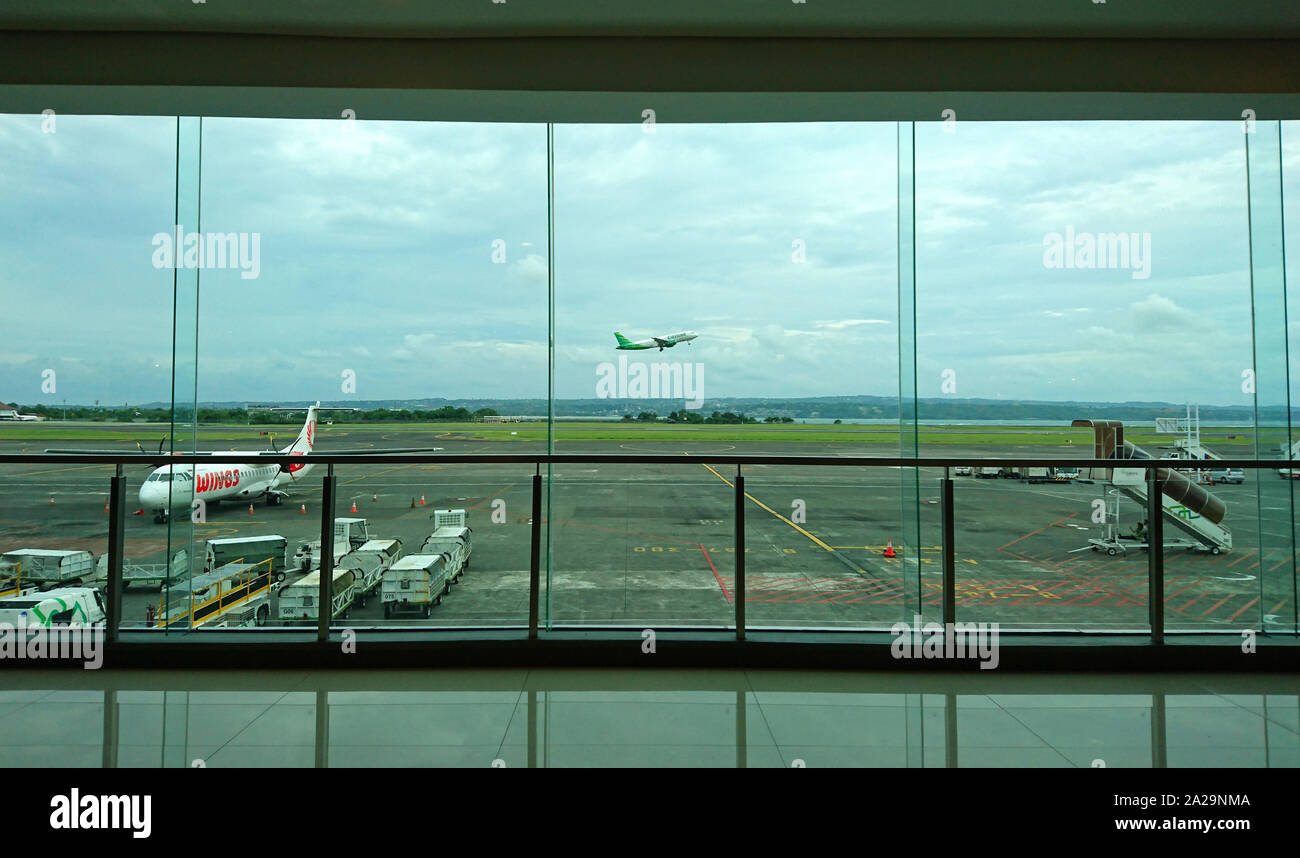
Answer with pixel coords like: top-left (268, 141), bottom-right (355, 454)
top-left (134, 435), bottom-right (166, 456)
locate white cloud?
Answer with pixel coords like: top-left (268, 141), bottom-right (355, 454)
top-left (814, 319), bottom-right (890, 329)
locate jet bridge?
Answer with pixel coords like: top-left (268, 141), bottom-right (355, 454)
top-left (1072, 420), bottom-right (1233, 554)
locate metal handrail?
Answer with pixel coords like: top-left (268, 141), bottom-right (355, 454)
top-left (4, 453), bottom-right (1298, 468)
top-left (10, 449), bottom-right (1297, 651)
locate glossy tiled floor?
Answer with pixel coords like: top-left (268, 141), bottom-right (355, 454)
top-left (0, 669), bottom-right (1296, 767)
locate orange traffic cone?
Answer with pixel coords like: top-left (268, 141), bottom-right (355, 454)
top-left (419, 494), bottom-right (426, 506)
top-left (49, 495), bottom-right (55, 506)
top-left (883, 539), bottom-right (897, 558)
top-left (133, 509), bottom-right (144, 516)
top-left (299, 504), bottom-right (307, 515)
top-left (104, 500), bottom-right (110, 514)
top-left (372, 492), bottom-right (378, 503)
top-left (350, 500), bottom-right (358, 513)
top-left (248, 503), bottom-right (255, 515)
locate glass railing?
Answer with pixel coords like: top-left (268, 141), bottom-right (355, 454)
top-left (1, 451), bottom-right (1295, 645)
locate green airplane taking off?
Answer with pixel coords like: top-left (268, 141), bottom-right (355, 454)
top-left (613, 330), bottom-right (699, 351)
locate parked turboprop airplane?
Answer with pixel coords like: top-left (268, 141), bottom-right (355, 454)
top-left (613, 330), bottom-right (698, 351)
top-left (47, 402), bottom-right (444, 523)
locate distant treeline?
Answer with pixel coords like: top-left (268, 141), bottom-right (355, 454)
top-left (9, 405), bottom-right (499, 424)
top-left (623, 410), bottom-right (795, 425)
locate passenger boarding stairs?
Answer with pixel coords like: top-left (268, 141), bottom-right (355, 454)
top-left (1109, 465), bottom-right (1233, 554)
top-left (1072, 419), bottom-right (1233, 555)
top-left (1170, 438), bottom-right (1221, 461)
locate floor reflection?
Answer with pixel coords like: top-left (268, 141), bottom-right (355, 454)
top-left (1, 670), bottom-right (1296, 767)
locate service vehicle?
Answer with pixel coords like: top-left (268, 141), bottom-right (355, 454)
top-left (419, 526), bottom-right (472, 584)
top-left (0, 549), bottom-right (98, 587)
top-left (294, 518), bottom-right (371, 572)
top-left (277, 568), bottom-right (356, 623)
top-left (0, 587), bottom-right (106, 627)
top-left (976, 467), bottom-right (1001, 479)
top-left (205, 535), bottom-right (288, 582)
top-left (382, 554), bottom-right (452, 619)
top-left (336, 538), bottom-right (401, 607)
top-left (94, 548), bottom-right (190, 590)
top-left (152, 560), bottom-right (273, 629)
top-left (0, 558), bottom-right (27, 598)
top-left (953, 466), bottom-right (972, 476)
top-left (1211, 468), bottom-right (1245, 485)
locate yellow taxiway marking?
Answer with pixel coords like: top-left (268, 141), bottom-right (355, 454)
top-left (698, 462), bottom-right (836, 553)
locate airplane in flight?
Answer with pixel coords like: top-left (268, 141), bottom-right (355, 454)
top-left (48, 402), bottom-right (444, 523)
top-left (613, 330), bottom-right (698, 352)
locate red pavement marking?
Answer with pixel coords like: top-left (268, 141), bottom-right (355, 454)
top-left (751, 579), bottom-right (828, 595)
top-left (814, 590), bottom-right (874, 604)
top-left (1227, 550), bottom-right (1258, 568)
top-left (1012, 546), bottom-right (1139, 607)
top-left (1007, 582), bottom-right (1054, 605)
top-left (1268, 555), bottom-right (1293, 572)
top-left (1201, 594), bottom-right (1235, 616)
top-left (1227, 597), bottom-right (1260, 623)
top-left (1162, 577), bottom-right (1201, 603)
top-left (1117, 567), bottom-right (1149, 584)
top-left (701, 545), bottom-right (729, 602)
top-left (999, 513), bottom-right (1079, 551)
top-left (1062, 587), bottom-right (1105, 606)
top-left (1028, 581), bottom-right (1093, 605)
top-left (466, 486), bottom-right (513, 512)
top-left (771, 586), bottom-right (844, 602)
top-left (802, 587), bottom-right (884, 604)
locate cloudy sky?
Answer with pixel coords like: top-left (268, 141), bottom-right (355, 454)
top-left (0, 115), bottom-right (1296, 408)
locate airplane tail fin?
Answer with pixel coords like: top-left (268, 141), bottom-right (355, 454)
top-left (614, 332), bottom-right (633, 347)
top-left (281, 402), bottom-right (318, 455)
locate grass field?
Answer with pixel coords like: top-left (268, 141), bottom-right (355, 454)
top-left (0, 421), bottom-right (1260, 447)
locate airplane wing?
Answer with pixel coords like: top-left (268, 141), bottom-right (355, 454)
top-left (43, 449), bottom-right (162, 457)
top-left (652, 337), bottom-right (671, 347)
top-left (44, 446), bottom-right (448, 455)
top-left (45, 435), bottom-right (168, 459)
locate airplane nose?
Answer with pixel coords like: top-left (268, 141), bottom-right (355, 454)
top-left (139, 483), bottom-right (163, 509)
